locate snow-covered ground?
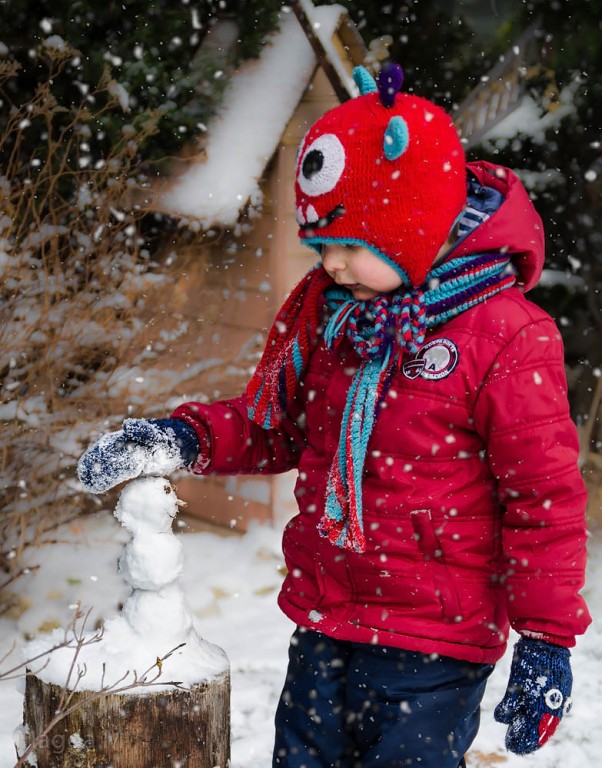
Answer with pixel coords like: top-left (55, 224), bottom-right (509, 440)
top-left (1, 498), bottom-right (600, 767)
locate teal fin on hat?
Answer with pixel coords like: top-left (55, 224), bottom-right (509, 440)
top-left (384, 116), bottom-right (409, 160)
top-left (353, 66), bottom-right (377, 95)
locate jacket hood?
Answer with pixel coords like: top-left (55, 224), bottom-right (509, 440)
top-left (452, 160), bottom-right (545, 292)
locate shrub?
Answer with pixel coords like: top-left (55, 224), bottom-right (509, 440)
top-left (0, 1), bottom-right (281, 586)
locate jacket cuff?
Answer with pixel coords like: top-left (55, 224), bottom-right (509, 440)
top-left (518, 628), bottom-right (575, 649)
top-left (171, 410), bottom-right (212, 472)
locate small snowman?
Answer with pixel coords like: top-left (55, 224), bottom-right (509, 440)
top-left (115, 477), bottom-right (193, 643)
top-left (106, 475), bottom-right (229, 685)
top-left (24, 475), bottom-right (228, 691)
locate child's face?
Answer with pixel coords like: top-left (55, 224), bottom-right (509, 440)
top-left (321, 243), bottom-right (403, 301)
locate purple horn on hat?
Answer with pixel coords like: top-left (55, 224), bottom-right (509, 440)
top-left (377, 62), bottom-right (404, 108)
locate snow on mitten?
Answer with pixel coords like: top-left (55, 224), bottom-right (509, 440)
top-left (494, 637), bottom-right (572, 754)
top-left (77, 418), bottom-right (199, 494)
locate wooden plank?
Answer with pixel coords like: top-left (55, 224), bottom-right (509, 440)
top-left (454, 23), bottom-right (540, 147)
top-left (291, 0), bottom-right (353, 103)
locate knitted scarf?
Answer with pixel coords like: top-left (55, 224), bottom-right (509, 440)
top-left (246, 251), bottom-right (515, 552)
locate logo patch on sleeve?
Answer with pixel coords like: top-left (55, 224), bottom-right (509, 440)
top-left (402, 338), bottom-right (459, 381)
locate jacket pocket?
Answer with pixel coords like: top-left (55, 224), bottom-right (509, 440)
top-left (410, 509), bottom-right (463, 622)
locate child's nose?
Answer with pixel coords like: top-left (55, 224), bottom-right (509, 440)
top-left (322, 246), bottom-right (346, 273)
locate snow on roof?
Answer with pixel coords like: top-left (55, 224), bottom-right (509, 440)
top-left (481, 84), bottom-right (576, 144)
top-left (159, 2), bottom-right (354, 228)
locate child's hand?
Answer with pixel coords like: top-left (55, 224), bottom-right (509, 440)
top-left (494, 637), bottom-right (572, 754)
top-left (77, 418), bottom-right (199, 494)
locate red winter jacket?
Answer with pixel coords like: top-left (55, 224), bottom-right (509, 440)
top-left (173, 161), bottom-right (591, 664)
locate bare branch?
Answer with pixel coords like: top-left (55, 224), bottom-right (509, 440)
top-left (0, 607), bottom-right (101, 681)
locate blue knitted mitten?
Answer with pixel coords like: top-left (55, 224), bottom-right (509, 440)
top-left (494, 637), bottom-right (572, 754)
top-left (77, 418), bottom-right (200, 494)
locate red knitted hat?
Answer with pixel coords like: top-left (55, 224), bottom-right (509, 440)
top-left (295, 64), bottom-right (466, 287)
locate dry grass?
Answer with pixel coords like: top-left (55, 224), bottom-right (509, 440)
top-left (466, 751), bottom-right (508, 766)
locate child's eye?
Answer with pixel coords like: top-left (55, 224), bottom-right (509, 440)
top-left (297, 133), bottom-right (345, 197)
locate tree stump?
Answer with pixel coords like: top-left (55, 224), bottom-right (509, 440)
top-left (19, 477), bottom-right (231, 767)
top-left (23, 668), bottom-right (230, 768)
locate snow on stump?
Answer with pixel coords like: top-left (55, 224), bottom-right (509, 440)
top-left (21, 477), bottom-right (231, 768)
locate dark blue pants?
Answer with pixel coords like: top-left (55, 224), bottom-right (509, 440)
top-left (273, 628), bottom-right (493, 767)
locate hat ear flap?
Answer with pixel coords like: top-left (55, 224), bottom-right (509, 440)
top-left (352, 66), bottom-right (377, 95)
top-left (384, 116), bottom-right (409, 160)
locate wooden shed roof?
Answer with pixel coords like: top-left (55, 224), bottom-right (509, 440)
top-left (157, 1), bottom-right (365, 228)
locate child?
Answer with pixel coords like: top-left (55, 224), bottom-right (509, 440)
top-left (78, 63), bottom-right (591, 767)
